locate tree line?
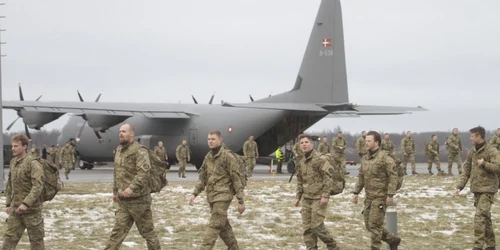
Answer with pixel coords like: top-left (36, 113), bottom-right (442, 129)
top-left (3, 129), bottom-right (62, 148)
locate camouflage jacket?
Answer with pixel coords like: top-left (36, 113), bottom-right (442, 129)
top-left (47, 147), bottom-right (57, 165)
top-left (428, 141), bottom-right (440, 156)
top-left (446, 135), bottom-right (462, 153)
top-left (243, 140), bottom-right (258, 158)
top-left (6, 154), bottom-right (45, 213)
top-left (400, 137), bottom-right (415, 155)
top-left (353, 149), bottom-right (397, 200)
top-left (332, 137), bottom-right (347, 154)
top-left (381, 139), bottom-right (396, 156)
top-left (154, 146), bottom-right (168, 161)
top-left (176, 145), bottom-right (190, 161)
top-left (317, 142), bottom-right (330, 154)
top-left (356, 136), bottom-right (366, 154)
top-left (456, 143), bottom-right (500, 193)
top-left (193, 147), bottom-right (244, 203)
top-left (113, 141), bottom-right (152, 198)
top-left (61, 146), bottom-right (75, 165)
top-left (296, 150), bottom-right (335, 200)
top-left (293, 142), bottom-right (303, 158)
top-left (489, 135), bottom-right (500, 151)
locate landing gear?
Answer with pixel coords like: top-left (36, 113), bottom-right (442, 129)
top-left (78, 159), bottom-right (94, 170)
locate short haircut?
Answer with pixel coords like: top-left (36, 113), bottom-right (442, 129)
top-left (209, 130), bottom-right (222, 137)
top-left (298, 133), bottom-right (312, 142)
top-left (407, 131), bottom-right (411, 133)
top-left (12, 134), bottom-right (29, 147)
top-left (384, 133), bottom-right (389, 135)
top-left (470, 126), bottom-right (485, 139)
top-left (367, 131), bottom-right (381, 145)
top-left (121, 123), bottom-right (135, 133)
top-left (432, 134), bottom-right (436, 138)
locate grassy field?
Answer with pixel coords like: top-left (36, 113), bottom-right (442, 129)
top-left (0, 175), bottom-right (498, 249)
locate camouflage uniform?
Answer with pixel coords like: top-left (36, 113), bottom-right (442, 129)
top-left (489, 134), bottom-right (500, 151)
top-left (29, 146), bottom-right (38, 158)
top-left (176, 144), bottom-right (190, 178)
top-left (317, 141), bottom-right (330, 154)
top-left (105, 141), bottom-right (160, 250)
top-left (61, 145), bottom-right (75, 180)
top-left (47, 147), bottom-right (57, 166)
top-left (356, 136), bottom-right (367, 159)
top-left (293, 142), bottom-right (304, 162)
top-left (243, 140), bottom-right (258, 177)
top-left (3, 154), bottom-right (45, 250)
top-left (456, 142), bottom-right (500, 249)
top-left (193, 146), bottom-right (244, 250)
top-left (427, 141), bottom-right (442, 174)
top-left (447, 134), bottom-right (463, 175)
top-left (381, 139), bottom-right (396, 157)
top-left (296, 150), bottom-right (339, 250)
top-left (154, 146), bottom-right (168, 162)
top-left (353, 149), bottom-right (398, 250)
top-left (332, 136), bottom-right (347, 174)
top-left (57, 146), bottom-right (64, 170)
top-left (400, 136), bottom-right (416, 174)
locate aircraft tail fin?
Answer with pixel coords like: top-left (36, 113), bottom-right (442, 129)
top-left (255, 0), bottom-right (348, 104)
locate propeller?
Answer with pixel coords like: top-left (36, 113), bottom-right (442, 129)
top-left (249, 95), bottom-right (254, 102)
top-left (75, 90), bottom-right (103, 142)
top-left (4, 83), bottom-right (43, 141)
top-left (192, 93), bottom-right (215, 104)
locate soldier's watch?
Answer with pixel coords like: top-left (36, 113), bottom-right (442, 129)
top-left (238, 199), bottom-right (244, 204)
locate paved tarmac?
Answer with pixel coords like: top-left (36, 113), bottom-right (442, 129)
top-left (3, 162), bottom-right (463, 183)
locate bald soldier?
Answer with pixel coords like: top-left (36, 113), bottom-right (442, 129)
top-left (104, 124), bottom-right (161, 249)
top-left (446, 128), bottom-right (463, 175)
top-left (190, 130), bottom-right (245, 249)
top-left (243, 136), bottom-right (259, 177)
top-left (381, 133), bottom-right (396, 157)
top-left (332, 132), bottom-right (348, 175)
top-left (401, 131), bottom-right (417, 175)
top-left (488, 128), bottom-right (500, 150)
top-left (317, 137), bottom-right (330, 154)
top-left (176, 140), bottom-right (190, 178)
top-left (154, 141), bottom-right (168, 164)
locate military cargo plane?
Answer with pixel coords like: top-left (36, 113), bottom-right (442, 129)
top-left (2, 0), bottom-right (425, 170)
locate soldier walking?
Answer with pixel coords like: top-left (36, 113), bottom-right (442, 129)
top-left (104, 124), bottom-right (161, 249)
top-left (61, 141), bottom-right (75, 180)
top-left (356, 131), bottom-right (367, 159)
top-left (154, 141), bottom-right (168, 166)
top-left (190, 130), bottom-right (245, 250)
top-left (317, 137), bottom-right (330, 154)
top-left (455, 126), bottom-right (500, 250)
top-left (401, 131), bottom-right (417, 175)
top-left (446, 128), bottom-right (463, 175)
top-left (243, 136), bottom-right (258, 177)
top-left (381, 133), bottom-right (396, 157)
top-left (488, 128), bottom-right (500, 150)
top-left (176, 140), bottom-right (190, 178)
top-left (427, 135), bottom-right (444, 175)
top-left (332, 131), bottom-right (348, 175)
top-left (353, 131), bottom-right (401, 250)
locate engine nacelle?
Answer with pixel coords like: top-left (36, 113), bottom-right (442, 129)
top-left (21, 111), bottom-right (64, 129)
top-left (86, 114), bottom-right (129, 132)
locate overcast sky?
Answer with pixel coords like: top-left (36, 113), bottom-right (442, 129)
top-left (1, 0), bottom-right (499, 134)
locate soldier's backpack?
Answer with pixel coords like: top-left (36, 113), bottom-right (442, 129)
top-left (321, 153), bottom-right (345, 196)
top-left (227, 151), bottom-right (248, 188)
top-left (33, 158), bottom-right (63, 202)
top-left (139, 146), bottom-right (168, 193)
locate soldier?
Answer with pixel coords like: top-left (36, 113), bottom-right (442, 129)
top-left (381, 133), bottom-right (396, 157)
top-left (332, 131), bottom-right (349, 175)
top-left (488, 128), bottom-right (500, 150)
top-left (48, 145), bottom-right (57, 165)
top-left (243, 136), bottom-right (259, 177)
top-left (176, 140), bottom-right (190, 178)
top-left (356, 131), bottom-right (367, 159)
top-left (455, 126), bottom-right (500, 250)
top-left (295, 134), bottom-right (340, 250)
top-left (427, 134), bottom-right (444, 175)
top-left (41, 144), bottom-right (47, 159)
top-left (317, 136), bottom-right (330, 154)
top-left (401, 131), bottom-right (417, 175)
top-left (61, 142), bottom-right (75, 180)
top-left (276, 147), bottom-right (284, 174)
top-left (189, 130), bottom-right (245, 250)
top-left (3, 134), bottom-right (45, 249)
top-left (293, 141), bottom-right (304, 162)
top-left (57, 143), bottom-right (64, 170)
top-left (154, 141), bottom-right (168, 164)
top-left (104, 124), bottom-right (161, 250)
top-left (29, 145), bottom-right (38, 157)
top-left (353, 131), bottom-right (401, 250)
top-left (446, 128), bottom-right (463, 175)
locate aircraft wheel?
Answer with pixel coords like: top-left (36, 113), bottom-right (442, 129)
top-left (78, 160), bottom-right (86, 170)
top-left (86, 163), bottom-right (94, 170)
top-left (287, 160), bottom-right (295, 174)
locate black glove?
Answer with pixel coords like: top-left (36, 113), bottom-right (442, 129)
top-left (358, 153), bottom-right (363, 157)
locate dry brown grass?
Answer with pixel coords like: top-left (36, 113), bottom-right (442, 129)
top-left (0, 175), bottom-right (498, 249)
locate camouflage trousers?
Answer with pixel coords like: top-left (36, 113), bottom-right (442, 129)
top-left (201, 201), bottom-right (238, 250)
top-left (246, 157), bottom-right (256, 177)
top-left (472, 193), bottom-right (495, 249)
top-left (362, 198), bottom-right (396, 250)
top-left (63, 161), bottom-right (74, 179)
top-left (337, 153), bottom-right (346, 174)
top-left (402, 153), bottom-right (416, 173)
top-left (2, 210), bottom-right (44, 250)
top-left (447, 152), bottom-right (462, 174)
top-left (300, 199), bottom-right (338, 250)
top-left (427, 155), bottom-right (441, 172)
top-left (104, 194), bottom-right (161, 250)
top-left (179, 159), bottom-right (187, 177)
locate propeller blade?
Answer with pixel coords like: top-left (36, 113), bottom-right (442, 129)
top-left (94, 131), bottom-right (103, 141)
top-left (35, 95), bottom-right (43, 101)
top-left (19, 83), bottom-right (24, 101)
top-left (249, 95), bottom-right (254, 102)
top-left (77, 90), bottom-right (84, 102)
top-left (209, 93), bottom-right (215, 105)
top-left (76, 120), bottom-right (87, 141)
top-left (95, 91), bottom-right (102, 102)
top-left (5, 117), bottom-right (20, 133)
top-left (24, 124), bottom-right (31, 141)
top-left (191, 95), bottom-right (198, 104)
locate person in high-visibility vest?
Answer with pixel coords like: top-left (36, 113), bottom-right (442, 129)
top-left (276, 147), bottom-right (284, 174)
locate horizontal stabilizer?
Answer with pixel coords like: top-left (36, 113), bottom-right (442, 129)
top-left (325, 105), bottom-right (427, 117)
top-left (221, 102), bottom-right (327, 112)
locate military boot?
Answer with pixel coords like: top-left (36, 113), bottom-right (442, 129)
top-left (428, 170), bottom-right (433, 175)
top-left (389, 237), bottom-right (401, 250)
top-left (437, 170), bottom-right (445, 176)
top-left (448, 170), bottom-right (454, 176)
top-left (472, 248), bottom-right (482, 250)
top-left (412, 171), bottom-right (418, 175)
top-left (485, 247), bottom-right (496, 250)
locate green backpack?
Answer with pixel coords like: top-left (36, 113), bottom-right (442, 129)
top-left (140, 146), bottom-right (168, 193)
top-left (320, 153), bottom-right (345, 195)
top-left (33, 158), bottom-right (63, 202)
top-left (227, 151), bottom-right (248, 188)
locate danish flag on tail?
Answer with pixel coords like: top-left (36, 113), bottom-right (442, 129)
top-left (322, 38), bottom-right (332, 47)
